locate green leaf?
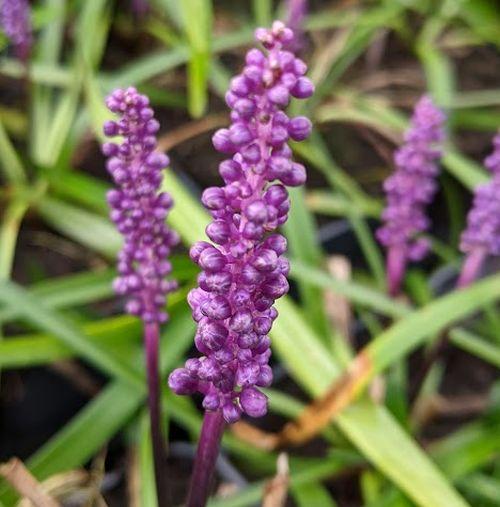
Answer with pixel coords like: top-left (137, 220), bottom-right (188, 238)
top-left (0, 315), bottom-right (141, 369)
top-left (270, 297), bottom-right (471, 507)
top-left (74, 0), bottom-right (110, 68)
top-left (311, 2), bottom-right (406, 106)
top-left (442, 149), bottom-right (489, 189)
top-left (0, 301), bottom-right (195, 504)
top-left (349, 211), bottom-right (385, 290)
top-left (0, 199), bottom-right (29, 280)
top-left (430, 418), bottom-right (500, 481)
top-left (0, 281), bottom-right (141, 387)
top-left (180, 0), bottom-right (213, 117)
top-left (292, 483), bottom-right (338, 507)
top-left (139, 412), bottom-right (159, 507)
top-left (416, 24), bottom-right (455, 108)
top-left (284, 187), bottom-right (331, 340)
top-left (367, 273), bottom-right (500, 376)
top-left (208, 454), bottom-right (360, 507)
top-left (449, 328), bottom-right (500, 369)
top-left (162, 170), bottom-right (210, 245)
top-left (48, 170), bottom-right (108, 213)
top-left (289, 260), bottom-right (410, 318)
top-left (37, 196), bottom-right (122, 258)
top-left (0, 117), bottom-right (26, 184)
top-left (252, 0), bottom-right (272, 26)
top-left (457, 0), bottom-right (500, 46)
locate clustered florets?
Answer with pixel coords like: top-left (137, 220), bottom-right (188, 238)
top-left (103, 87), bottom-right (179, 324)
top-left (377, 96), bottom-right (446, 261)
top-left (460, 133), bottom-right (500, 256)
top-left (168, 21), bottom-right (314, 423)
top-left (0, 0), bottom-right (32, 60)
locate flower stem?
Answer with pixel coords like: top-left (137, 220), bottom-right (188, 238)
top-left (457, 248), bottom-right (487, 289)
top-left (386, 245), bottom-right (406, 297)
top-left (145, 322), bottom-right (171, 507)
top-left (186, 410), bottom-right (226, 507)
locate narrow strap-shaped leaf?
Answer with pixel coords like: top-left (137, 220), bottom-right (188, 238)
top-left (0, 117), bottom-right (26, 184)
top-left (0, 281), bottom-right (142, 388)
top-left (284, 187), bottom-right (331, 341)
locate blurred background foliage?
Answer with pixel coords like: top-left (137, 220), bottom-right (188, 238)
top-left (0, 0), bottom-right (499, 505)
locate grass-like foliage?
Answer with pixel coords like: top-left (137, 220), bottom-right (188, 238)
top-left (0, 1), bottom-right (499, 506)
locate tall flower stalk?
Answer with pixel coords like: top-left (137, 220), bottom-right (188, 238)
top-left (104, 87), bottom-right (179, 506)
top-left (0, 0), bottom-right (32, 61)
top-left (376, 96), bottom-right (446, 296)
top-left (131, 0), bottom-right (149, 17)
top-left (169, 21), bottom-right (314, 507)
top-left (285, 0), bottom-right (307, 51)
top-left (457, 133), bottom-right (500, 288)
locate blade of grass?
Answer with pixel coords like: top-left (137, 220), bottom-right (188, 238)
top-left (289, 259), bottom-right (410, 318)
top-left (315, 96), bottom-right (489, 189)
top-left (310, 2), bottom-right (406, 107)
top-left (37, 196), bottom-right (122, 258)
top-left (449, 328), bottom-right (500, 369)
top-left (270, 298), bottom-right (470, 507)
top-left (0, 199), bottom-right (29, 280)
top-left (348, 212), bottom-right (385, 290)
top-left (284, 187), bottom-right (331, 341)
top-left (366, 273), bottom-right (500, 374)
top-left (0, 301), bottom-right (195, 504)
top-left (292, 483), bottom-right (338, 507)
top-left (0, 281), bottom-right (141, 387)
top-left (30, 0), bottom-right (66, 162)
top-left (253, 0), bottom-right (272, 26)
top-left (0, 117), bottom-right (26, 184)
top-left (416, 18), bottom-right (455, 108)
top-left (179, 0), bottom-right (213, 117)
top-left (139, 411), bottom-right (159, 507)
top-left (207, 454), bottom-right (361, 507)
top-left (0, 315), bottom-right (141, 369)
top-left (456, 0), bottom-right (500, 46)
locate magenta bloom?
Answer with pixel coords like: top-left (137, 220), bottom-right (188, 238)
top-left (131, 0), bottom-right (148, 16)
top-left (458, 133), bottom-right (500, 287)
top-left (285, 0), bottom-right (308, 51)
top-left (0, 0), bottom-right (32, 60)
top-left (376, 96), bottom-right (446, 296)
top-left (169, 21), bottom-right (314, 423)
top-left (103, 87), bottom-right (179, 323)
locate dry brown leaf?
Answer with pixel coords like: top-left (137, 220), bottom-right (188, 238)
top-left (50, 360), bottom-right (101, 396)
top-left (324, 255), bottom-right (352, 344)
top-left (126, 447), bottom-right (141, 507)
top-left (0, 458), bottom-right (60, 507)
top-left (262, 453), bottom-right (289, 507)
top-left (412, 393), bottom-right (488, 428)
top-left (232, 352), bottom-right (374, 450)
top-left (230, 421), bottom-right (280, 451)
top-left (277, 352), bottom-right (373, 446)
top-left (157, 114), bottom-right (227, 152)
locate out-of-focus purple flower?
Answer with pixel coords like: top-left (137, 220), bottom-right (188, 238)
top-left (0, 0), bottom-right (32, 60)
top-left (376, 96), bottom-right (446, 296)
top-left (131, 0), bottom-right (149, 17)
top-left (103, 87), bottom-right (179, 324)
top-left (285, 0), bottom-right (307, 51)
top-left (457, 133), bottom-right (500, 287)
top-left (169, 21), bottom-right (314, 423)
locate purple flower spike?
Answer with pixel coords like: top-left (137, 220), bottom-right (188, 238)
top-left (0, 0), bottom-right (32, 60)
top-left (131, 0), bottom-right (149, 17)
top-left (376, 96), bottom-right (446, 296)
top-left (169, 21), bottom-right (314, 424)
top-left (104, 87), bottom-right (179, 323)
top-left (104, 87), bottom-right (178, 505)
top-left (285, 0), bottom-right (308, 51)
top-left (458, 133), bottom-right (500, 288)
